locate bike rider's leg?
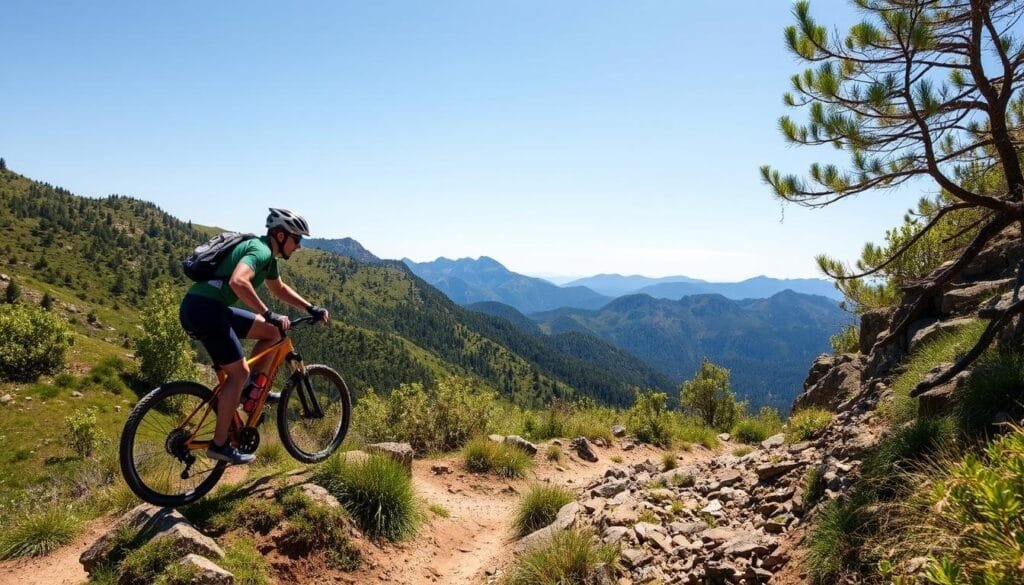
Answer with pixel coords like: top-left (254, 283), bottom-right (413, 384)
top-left (180, 296), bottom-right (257, 465)
top-left (245, 316), bottom-right (284, 376)
top-left (213, 358), bottom-right (249, 445)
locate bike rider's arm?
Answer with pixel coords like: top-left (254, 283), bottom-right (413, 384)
top-left (228, 263), bottom-right (276, 318)
top-left (266, 278), bottom-right (329, 321)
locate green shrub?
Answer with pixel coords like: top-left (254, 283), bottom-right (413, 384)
top-left (626, 389), bottom-right (674, 446)
top-left (679, 359), bottom-right (744, 431)
top-left (29, 382), bottom-right (60, 399)
top-left (829, 324), bottom-right (859, 354)
top-left (221, 538), bottom-right (273, 585)
top-left (0, 507), bottom-right (80, 559)
top-left (514, 484), bottom-right (575, 537)
top-left (504, 528), bottom-right (619, 585)
top-left (917, 428), bottom-right (1024, 584)
top-left (0, 303), bottom-right (74, 381)
top-left (432, 377), bottom-right (496, 450)
top-left (353, 377), bottom-right (496, 454)
top-left (135, 286), bottom-right (200, 385)
top-left (312, 454), bottom-right (421, 541)
top-left (53, 372), bottom-right (76, 387)
top-left (527, 400), bottom-right (571, 440)
top-left (66, 407), bottom-right (103, 458)
top-left (786, 408), bottom-right (833, 442)
top-left (566, 407), bottom-right (616, 445)
top-left (673, 415), bottom-right (719, 449)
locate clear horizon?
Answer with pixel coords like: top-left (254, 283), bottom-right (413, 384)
top-left (1, 2), bottom-right (932, 281)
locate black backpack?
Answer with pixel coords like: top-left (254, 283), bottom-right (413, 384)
top-left (182, 232), bottom-right (257, 282)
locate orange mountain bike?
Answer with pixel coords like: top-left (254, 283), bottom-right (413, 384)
top-left (119, 316), bottom-right (351, 507)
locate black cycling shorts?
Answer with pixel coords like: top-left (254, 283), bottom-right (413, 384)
top-left (179, 294), bottom-right (258, 366)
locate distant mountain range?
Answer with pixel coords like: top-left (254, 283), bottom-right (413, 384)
top-left (527, 290), bottom-right (849, 410)
top-left (403, 256), bottom-right (842, 314)
top-left (278, 244), bottom-right (847, 410)
top-left (402, 256), bottom-right (611, 313)
top-left (562, 274), bottom-right (704, 297)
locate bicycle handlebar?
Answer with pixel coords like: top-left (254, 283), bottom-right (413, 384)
top-left (273, 314), bottom-right (323, 337)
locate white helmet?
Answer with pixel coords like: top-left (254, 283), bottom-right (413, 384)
top-left (266, 208), bottom-right (310, 236)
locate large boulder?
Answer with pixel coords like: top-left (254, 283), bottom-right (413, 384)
top-left (859, 308), bottom-right (892, 354)
top-left (366, 442), bottom-right (414, 475)
top-left (908, 317), bottom-right (976, 352)
top-left (178, 554), bottom-right (234, 585)
top-left (514, 502), bottom-right (580, 553)
top-left (571, 436), bottom-right (599, 462)
top-left (939, 278), bottom-right (1014, 315)
top-left (504, 435), bottom-right (539, 455)
top-left (793, 354), bottom-right (865, 411)
top-left (80, 505), bottom-right (224, 575)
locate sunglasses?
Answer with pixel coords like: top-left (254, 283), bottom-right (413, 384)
top-left (291, 234), bottom-right (303, 244)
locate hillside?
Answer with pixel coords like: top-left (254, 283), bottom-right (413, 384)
top-left (0, 167), bottom-right (661, 407)
top-left (532, 291), bottom-right (849, 410)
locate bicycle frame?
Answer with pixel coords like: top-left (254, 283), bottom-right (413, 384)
top-left (178, 320), bottom-right (314, 451)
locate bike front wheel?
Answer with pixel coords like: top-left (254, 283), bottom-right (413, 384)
top-left (119, 381), bottom-right (227, 507)
top-left (277, 364), bottom-right (351, 463)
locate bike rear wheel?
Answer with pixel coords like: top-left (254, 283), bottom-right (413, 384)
top-left (277, 364), bottom-right (351, 463)
top-left (119, 381), bottom-right (226, 507)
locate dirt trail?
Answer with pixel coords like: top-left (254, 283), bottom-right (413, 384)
top-left (0, 439), bottom-right (716, 585)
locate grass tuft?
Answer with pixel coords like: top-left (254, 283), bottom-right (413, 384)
top-left (118, 536), bottom-right (182, 585)
top-left (0, 507), bottom-right (80, 559)
top-left (545, 444), bottom-right (564, 463)
top-left (786, 408), bottom-right (833, 442)
top-left (503, 528), bottom-right (619, 585)
top-left (312, 454), bottom-right (421, 541)
top-left (805, 490), bottom-right (875, 584)
top-left (513, 484), bottom-right (575, 537)
top-left (661, 451), bottom-right (677, 471)
top-left (462, 437), bottom-right (533, 478)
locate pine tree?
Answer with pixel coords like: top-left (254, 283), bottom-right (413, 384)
top-left (761, 0), bottom-right (1024, 395)
top-left (0, 157), bottom-right (6, 171)
top-left (41, 292), bottom-right (54, 311)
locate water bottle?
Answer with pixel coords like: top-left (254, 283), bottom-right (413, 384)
top-left (243, 372), bottom-right (269, 413)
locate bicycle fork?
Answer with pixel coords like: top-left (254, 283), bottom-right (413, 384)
top-left (286, 351), bottom-right (325, 419)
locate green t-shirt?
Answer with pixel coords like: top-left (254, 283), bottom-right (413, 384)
top-left (187, 236), bottom-right (279, 306)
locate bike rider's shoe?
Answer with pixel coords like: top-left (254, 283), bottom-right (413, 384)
top-left (206, 442), bottom-right (255, 465)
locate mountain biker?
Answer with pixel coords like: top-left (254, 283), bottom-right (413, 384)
top-left (179, 208), bottom-right (329, 465)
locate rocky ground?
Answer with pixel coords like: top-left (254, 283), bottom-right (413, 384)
top-left (0, 437), bottom-right (714, 585)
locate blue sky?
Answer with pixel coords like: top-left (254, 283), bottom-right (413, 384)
top-left (1, 1), bottom-right (933, 281)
